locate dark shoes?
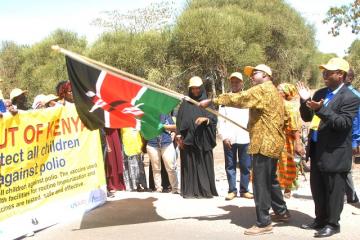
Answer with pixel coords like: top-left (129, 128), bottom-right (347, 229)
top-left (300, 221), bottom-right (324, 230)
top-left (136, 184), bottom-right (147, 192)
top-left (107, 191), bottom-right (115, 198)
top-left (314, 225), bottom-right (340, 238)
top-left (271, 210), bottom-right (291, 222)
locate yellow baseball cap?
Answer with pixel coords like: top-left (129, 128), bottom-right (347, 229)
top-left (244, 64), bottom-right (272, 77)
top-left (228, 72), bottom-right (243, 81)
top-left (188, 76), bottom-right (203, 88)
top-left (10, 88), bottom-right (27, 101)
top-left (319, 57), bottom-right (350, 73)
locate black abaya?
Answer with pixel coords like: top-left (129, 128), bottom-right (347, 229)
top-left (177, 85), bottom-right (218, 198)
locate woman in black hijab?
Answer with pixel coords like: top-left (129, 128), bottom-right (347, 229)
top-left (176, 76), bottom-right (218, 198)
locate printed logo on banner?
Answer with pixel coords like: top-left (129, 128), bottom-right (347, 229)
top-left (0, 105), bottom-right (106, 240)
top-left (90, 188), bottom-right (107, 204)
top-left (70, 199), bottom-right (87, 209)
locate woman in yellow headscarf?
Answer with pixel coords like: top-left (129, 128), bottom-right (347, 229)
top-left (277, 83), bottom-right (305, 198)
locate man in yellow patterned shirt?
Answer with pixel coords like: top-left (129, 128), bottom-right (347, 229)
top-left (199, 64), bottom-right (289, 236)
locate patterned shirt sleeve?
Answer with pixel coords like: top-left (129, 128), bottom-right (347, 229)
top-left (213, 84), bottom-right (264, 109)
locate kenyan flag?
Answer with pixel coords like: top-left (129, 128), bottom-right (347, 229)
top-left (65, 56), bottom-right (180, 139)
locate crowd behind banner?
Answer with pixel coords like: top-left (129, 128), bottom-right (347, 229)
top-left (1, 57), bottom-right (360, 238)
top-left (0, 102), bottom-right (106, 240)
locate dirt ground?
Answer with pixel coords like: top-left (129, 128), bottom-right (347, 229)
top-left (28, 136), bottom-right (360, 240)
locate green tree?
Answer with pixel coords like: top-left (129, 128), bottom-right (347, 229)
top-left (17, 29), bottom-right (87, 101)
top-left (88, 29), bottom-right (182, 90)
top-left (323, 0), bottom-right (360, 36)
top-left (347, 39), bottom-right (360, 88)
top-left (308, 52), bottom-right (337, 89)
top-left (171, 0), bottom-right (317, 94)
top-left (90, 0), bottom-right (185, 90)
top-left (0, 41), bottom-right (27, 98)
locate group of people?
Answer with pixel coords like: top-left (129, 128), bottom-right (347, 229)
top-left (2, 57), bottom-right (360, 238)
top-left (102, 115), bottom-right (180, 197)
top-left (198, 57), bottom-right (360, 237)
top-left (0, 80), bottom-right (74, 116)
top-left (0, 80), bottom-right (75, 237)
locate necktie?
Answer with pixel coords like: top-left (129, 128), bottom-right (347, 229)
top-left (323, 90), bottom-right (334, 106)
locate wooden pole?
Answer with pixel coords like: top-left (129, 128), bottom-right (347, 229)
top-left (51, 46), bottom-right (299, 158)
top-left (51, 45), bottom-right (248, 131)
top-left (51, 45), bottom-right (180, 96)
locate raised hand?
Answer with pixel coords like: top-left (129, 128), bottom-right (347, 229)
top-left (296, 81), bottom-right (311, 101)
top-left (8, 105), bottom-right (18, 116)
top-left (306, 99), bottom-right (324, 111)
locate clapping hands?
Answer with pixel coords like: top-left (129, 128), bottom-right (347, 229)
top-left (296, 82), bottom-right (324, 110)
top-left (296, 82), bottom-right (311, 101)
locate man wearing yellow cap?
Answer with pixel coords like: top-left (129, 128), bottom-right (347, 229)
top-left (199, 64), bottom-right (289, 235)
top-left (297, 58), bottom-right (360, 237)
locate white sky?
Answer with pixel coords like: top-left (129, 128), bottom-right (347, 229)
top-left (285, 0), bottom-right (358, 56)
top-left (0, 0), bottom-right (358, 56)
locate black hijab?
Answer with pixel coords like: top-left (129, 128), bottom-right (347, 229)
top-left (176, 85), bottom-right (217, 150)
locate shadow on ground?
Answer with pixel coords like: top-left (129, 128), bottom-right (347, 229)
top-left (190, 205), bottom-right (313, 229)
top-left (291, 193), bottom-right (314, 200)
top-left (78, 199), bottom-right (314, 231)
top-left (78, 197), bottom-right (166, 230)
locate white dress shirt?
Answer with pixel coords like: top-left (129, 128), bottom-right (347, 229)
top-left (218, 105), bottom-right (250, 144)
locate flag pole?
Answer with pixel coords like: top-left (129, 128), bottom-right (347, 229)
top-left (51, 45), bottom-right (180, 96)
top-left (51, 45), bottom-right (249, 132)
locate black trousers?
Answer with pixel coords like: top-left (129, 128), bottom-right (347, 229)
top-left (252, 154), bottom-right (287, 227)
top-left (309, 142), bottom-right (347, 227)
top-left (345, 171), bottom-right (359, 203)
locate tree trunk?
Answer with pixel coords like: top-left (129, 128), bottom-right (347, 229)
top-left (210, 70), bottom-right (217, 97)
top-left (221, 76), bottom-right (225, 94)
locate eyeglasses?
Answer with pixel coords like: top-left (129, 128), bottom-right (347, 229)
top-left (322, 70), bottom-right (342, 77)
top-left (251, 71), bottom-right (263, 77)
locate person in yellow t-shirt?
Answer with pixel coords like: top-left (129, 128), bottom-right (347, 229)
top-left (121, 127), bottom-right (147, 192)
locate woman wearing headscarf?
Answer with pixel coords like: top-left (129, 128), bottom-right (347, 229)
top-left (176, 76), bottom-right (218, 198)
top-left (277, 83), bottom-right (305, 198)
